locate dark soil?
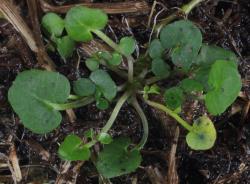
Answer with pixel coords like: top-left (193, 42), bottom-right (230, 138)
top-left (0, 0), bottom-right (250, 184)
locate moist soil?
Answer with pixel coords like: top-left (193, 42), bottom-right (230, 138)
top-left (0, 0), bottom-right (250, 183)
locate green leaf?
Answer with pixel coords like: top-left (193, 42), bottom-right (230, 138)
top-left (98, 51), bottom-right (112, 61)
top-left (151, 58), bottom-right (170, 77)
top-left (42, 12), bottom-right (64, 37)
top-left (164, 87), bottom-right (184, 110)
top-left (149, 39), bottom-right (164, 59)
top-left (84, 129), bottom-right (94, 140)
top-left (90, 70), bottom-right (117, 101)
top-left (96, 98), bottom-right (109, 110)
top-left (73, 78), bottom-right (96, 97)
top-left (108, 52), bottom-right (122, 66)
top-left (56, 36), bottom-right (75, 59)
top-left (148, 84), bottom-right (161, 95)
top-left (179, 78), bottom-right (203, 93)
top-left (160, 20), bottom-right (202, 69)
top-left (194, 44), bottom-right (238, 66)
top-left (8, 70), bottom-right (70, 134)
top-left (186, 116), bottom-right (216, 150)
top-left (65, 6), bottom-right (108, 41)
top-left (119, 37), bottom-right (136, 56)
top-left (96, 137), bottom-right (142, 178)
top-left (58, 134), bottom-right (91, 161)
top-left (97, 133), bottom-right (113, 144)
top-left (85, 58), bottom-right (100, 71)
top-left (205, 60), bottom-right (241, 115)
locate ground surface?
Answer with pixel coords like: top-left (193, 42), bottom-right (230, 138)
top-left (0, 0), bottom-right (250, 183)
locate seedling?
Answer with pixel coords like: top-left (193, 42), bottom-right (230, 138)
top-left (8, 5), bottom-right (242, 179)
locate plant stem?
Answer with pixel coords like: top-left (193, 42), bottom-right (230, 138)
top-left (155, 0), bottom-right (204, 34)
top-left (101, 90), bottom-right (131, 134)
top-left (67, 94), bottom-right (81, 100)
top-left (44, 97), bottom-right (95, 111)
top-left (132, 97), bottom-right (148, 150)
top-left (92, 29), bottom-right (124, 55)
top-left (92, 29), bottom-right (134, 82)
top-left (84, 140), bottom-right (97, 148)
top-left (145, 100), bottom-right (193, 132)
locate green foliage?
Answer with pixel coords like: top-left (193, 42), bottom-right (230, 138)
top-left (55, 36), bottom-right (75, 59)
top-left (65, 6), bottom-right (108, 41)
top-left (97, 133), bottom-right (113, 144)
top-left (90, 70), bottom-right (117, 101)
top-left (96, 97), bottom-right (109, 110)
top-left (58, 134), bottom-right (91, 161)
top-left (73, 78), bottom-right (96, 97)
top-left (164, 87), bottom-right (184, 110)
top-left (41, 12), bottom-right (64, 37)
top-left (205, 60), bottom-right (241, 115)
top-left (186, 116), bottom-right (216, 150)
top-left (85, 58), bottom-right (100, 71)
top-left (179, 78), bottom-right (203, 93)
top-left (149, 39), bottom-right (164, 59)
top-left (96, 137), bottom-right (141, 178)
top-left (151, 58), bottom-right (170, 77)
top-left (108, 52), bottom-right (122, 66)
top-left (160, 20), bottom-right (202, 69)
top-left (8, 70), bottom-right (70, 134)
top-left (119, 37), bottom-right (136, 56)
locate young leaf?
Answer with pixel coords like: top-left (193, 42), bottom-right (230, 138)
top-left (90, 70), bottom-right (117, 101)
top-left (73, 78), bottom-right (96, 97)
top-left (119, 37), bottom-right (136, 56)
top-left (160, 20), bottom-right (202, 69)
top-left (96, 98), bottom-right (109, 110)
top-left (58, 134), bottom-right (91, 161)
top-left (164, 87), bottom-right (184, 110)
top-left (205, 60), bottom-right (241, 115)
top-left (97, 133), bottom-right (113, 144)
top-left (108, 52), bottom-right (122, 66)
top-left (84, 129), bottom-right (94, 140)
top-left (85, 58), bottom-right (100, 71)
top-left (98, 51), bottom-right (112, 61)
top-left (186, 116), bottom-right (216, 150)
top-left (42, 12), bottom-right (65, 37)
top-left (194, 44), bottom-right (238, 66)
top-left (151, 58), bottom-right (170, 77)
top-left (96, 137), bottom-right (142, 178)
top-left (56, 36), bottom-right (75, 59)
top-left (65, 6), bottom-right (108, 41)
top-left (149, 39), bottom-right (164, 59)
top-left (179, 78), bottom-right (203, 93)
top-left (8, 70), bottom-right (70, 134)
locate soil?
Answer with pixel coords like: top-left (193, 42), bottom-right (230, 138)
top-left (0, 0), bottom-right (250, 184)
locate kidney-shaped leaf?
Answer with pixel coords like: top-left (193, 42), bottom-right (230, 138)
top-left (58, 134), bottom-right (91, 161)
top-left (119, 37), bottom-right (136, 56)
top-left (65, 6), bottom-right (108, 41)
top-left (73, 78), bottom-right (96, 97)
top-left (56, 36), bottom-right (75, 59)
top-left (42, 12), bottom-right (65, 37)
top-left (96, 137), bottom-right (141, 178)
top-left (205, 60), bottom-right (241, 115)
top-left (186, 116), bottom-right (216, 150)
top-left (152, 58), bottom-right (170, 77)
top-left (164, 87), bottom-right (184, 110)
top-left (90, 69), bottom-right (117, 101)
top-left (160, 20), bottom-right (202, 69)
top-left (8, 70), bottom-right (70, 134)
top-left (149, 39), bottom-right (164, 59)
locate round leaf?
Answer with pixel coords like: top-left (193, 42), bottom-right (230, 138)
top-left (164, 87), bottom-right (184, 110)
top-left (151, 58), bottom-right (170, 77)
top-left (179, 78), bottom-right (203, 93)
top-left (8, 70), bottom-right (70, 134)
top-left (73, 78), bottom-right (96, 97)
top-left (90, 69), bottom-right (117, 101)
top-left (119, 37), bottom-right (136, 56)
top-left (186, 116), bottom-right (216, 150)
top-left (96, 98), bottom-right (109, 110)
top-left (65, 6), bottom-right (108, 41)
top-left (42, 12), bottom-right (64, 37)
top-left (58, 134), bottom-right (91, 161)
top-left (97, 133), bottom-right (113, 144)
top-left (160, 20), bottom-right (202, 69)
top-left (56, 36), bottom-right (75, 59)
top-left (96, 137), bottom-right (142, 178)
top-left (108, 52), bottom-right (122, 66)
top-left (205, 60), bottom-right (242, 115)
top-left (149, 39), bottom-right (164, 59)
top-left (85, 58), bottom-right (100, 71)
